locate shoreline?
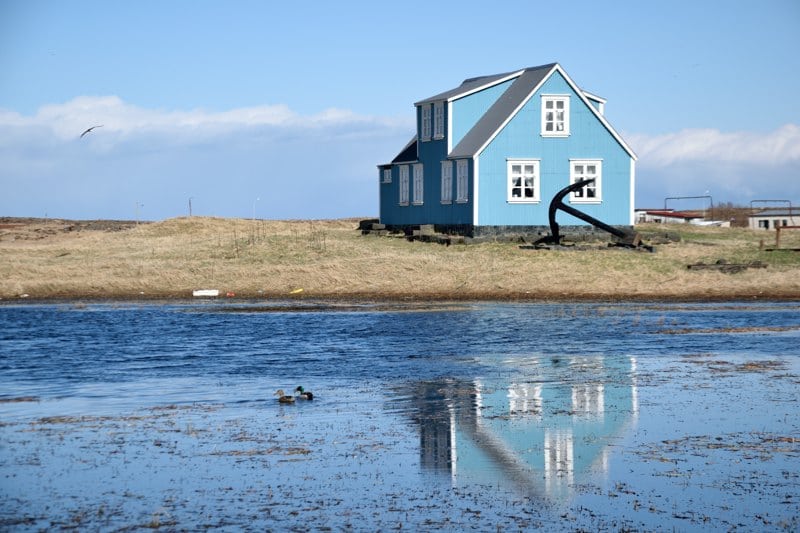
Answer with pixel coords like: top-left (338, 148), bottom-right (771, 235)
top-left (3, 290), bottom-right (799, 304)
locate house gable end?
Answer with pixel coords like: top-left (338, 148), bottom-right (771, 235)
top-left (452, 64), bottom-right (637, 161)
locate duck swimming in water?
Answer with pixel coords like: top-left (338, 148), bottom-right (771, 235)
top-left (294, 386), bottom-right (313, 400)
top-left (275, 389), bottom-right (295, 403)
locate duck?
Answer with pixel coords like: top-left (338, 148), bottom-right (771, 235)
top-left (275, 389), bottom-right (295, 403)
top-left (294, 386), bottom-right (314, 400)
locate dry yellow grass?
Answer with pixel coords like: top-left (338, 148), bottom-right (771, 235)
top-left (1, 217), bottom-right (799, 301)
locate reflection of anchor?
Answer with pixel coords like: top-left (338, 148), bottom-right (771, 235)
top-left (533, 178), bottom-right (653, 251)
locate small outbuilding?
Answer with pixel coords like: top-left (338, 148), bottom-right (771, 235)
top-left (749, 208), bottom-right (799, 230)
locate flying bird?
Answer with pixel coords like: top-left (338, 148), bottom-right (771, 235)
top-left (79, 125), bottom-right (103, 138)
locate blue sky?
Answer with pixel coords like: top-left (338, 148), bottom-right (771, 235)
top-left (1, 0), bottom-right (799, 220)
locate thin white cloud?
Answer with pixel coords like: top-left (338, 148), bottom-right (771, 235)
top-left (0, 96), bottom-right (412, 142)
top-left (5, 97), bottom-right (797, 218)
top-left (629, 125), bottom-right (800, 206)
top-left (628, 124), bottom-right (800, 166)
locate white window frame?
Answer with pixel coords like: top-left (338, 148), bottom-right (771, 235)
top-left (541, 95), bottom-right (570, 137)
top-left (399, 165), bottom-right (409, 206)
top-left (433, 101), bottom-right (444, 139)
top-left (412, 163), bottom-right (424, 205)
top-left (569, 160), bottom-right (602, 203)
top-left (420, 105), bottom-right (432, 141)
top-left (507, 159), bottom-right (540, 203)
top-left (440, 160), bottom-right (453, 204)
top-left (456, 159), bottom-right (469, 203)
top-left (382, 168), bottom-right (392, 184)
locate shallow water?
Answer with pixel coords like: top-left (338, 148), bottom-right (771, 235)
top-left (1, 301), bottom-right (799, 530)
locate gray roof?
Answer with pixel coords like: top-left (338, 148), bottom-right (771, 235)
top-left (449, 65), bottom-right (555, 159)
top-left (414, 67), bottom-right (537, 106)
top-left (391, 136), bottom-right (418, 164)
top-left (391, 62), bottom-right (636, 164)
top-left (751, 208), bottom-right (799, 217)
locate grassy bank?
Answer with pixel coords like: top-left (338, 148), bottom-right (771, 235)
top-left (1, 217), bottom-right (799, 301)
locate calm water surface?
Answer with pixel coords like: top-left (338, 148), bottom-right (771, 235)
top-left (1, 301), bottom-right (799, 530)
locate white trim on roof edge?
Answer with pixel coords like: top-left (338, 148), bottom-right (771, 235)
top-left (581, 90), bottom-right (607, 104)
top-left (447, 70), bottom-right (525, 103)
top-left (556, 66), bottom-right (637, 160)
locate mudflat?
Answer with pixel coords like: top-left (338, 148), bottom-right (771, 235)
top-left (1, 301), bottom-right (798, 530)
top-left (1, 216), bottom-right (799, 301)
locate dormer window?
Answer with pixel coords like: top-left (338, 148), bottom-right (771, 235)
top-left (541, 95), bottom-right (569, 137)
top-left (433, 101), bottom-right (444, 139)
top-left (420, 105), bottom-right (432, 141)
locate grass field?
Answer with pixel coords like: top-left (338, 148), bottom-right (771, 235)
top-left (1, 217), bottom-right (799, 300)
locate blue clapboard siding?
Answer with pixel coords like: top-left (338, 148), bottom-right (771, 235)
top-left (476, 71), bottom-right (632, 226)
top-left (450, 79), bottom-right (515, 150)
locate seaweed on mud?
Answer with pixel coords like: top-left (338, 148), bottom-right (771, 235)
top-left (0, 396), bottom-right (39, 403)
top-left (656, 324), bottom-right (800, 335)
top-left (679, 357), bottom-right (789, 374)
top-left (637, 432), bottom-right (800, 463)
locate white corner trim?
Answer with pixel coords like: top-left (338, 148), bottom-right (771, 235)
top-left (630, 158), bottom-right (636, 225)
top-left (473, 156), bottom-right (479, 225)
top-left (447, 101), bottom-right (453, 154)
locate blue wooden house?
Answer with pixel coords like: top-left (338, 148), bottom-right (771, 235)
top-left (378, 63), bottom-right (637, 236)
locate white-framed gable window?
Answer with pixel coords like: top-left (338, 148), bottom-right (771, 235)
top-left (420, 105), bottom-right (432, 141)
top-left (456, 159), bottom-right (469, 203)
top-left (440, 160), bottom-right (453, 204)
top-left (507, 160), bottom-right (540, 203)
top-left (541, 95), bottom-right (570, 137)
top-left (399, 165), bottom-right (410, 206)
top-left (382, 168), bottom-right (392, 184)
top-left (570, 160), bottom-right (602, 203)
top-left (412, 163), bottom-right (424, 205)
top-left (433, 101), bottom-right (444, 139)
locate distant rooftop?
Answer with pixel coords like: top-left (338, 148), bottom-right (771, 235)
top-left (751, 207), bottom-right (798, 217)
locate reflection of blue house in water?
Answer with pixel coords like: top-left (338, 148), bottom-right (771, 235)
top-left (408, 355), bottom-right (638, 501)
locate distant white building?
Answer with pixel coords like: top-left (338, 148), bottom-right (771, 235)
top-left (635, 209), bottom-right (728, 226)
top-left (749, 208), bottom-right (799, 230)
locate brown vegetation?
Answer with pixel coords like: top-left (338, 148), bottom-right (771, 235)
top-left (1, 216), bottom-right (799, 301)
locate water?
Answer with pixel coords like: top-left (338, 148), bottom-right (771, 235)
top-left (1, 301), bottom-right (799, 530)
